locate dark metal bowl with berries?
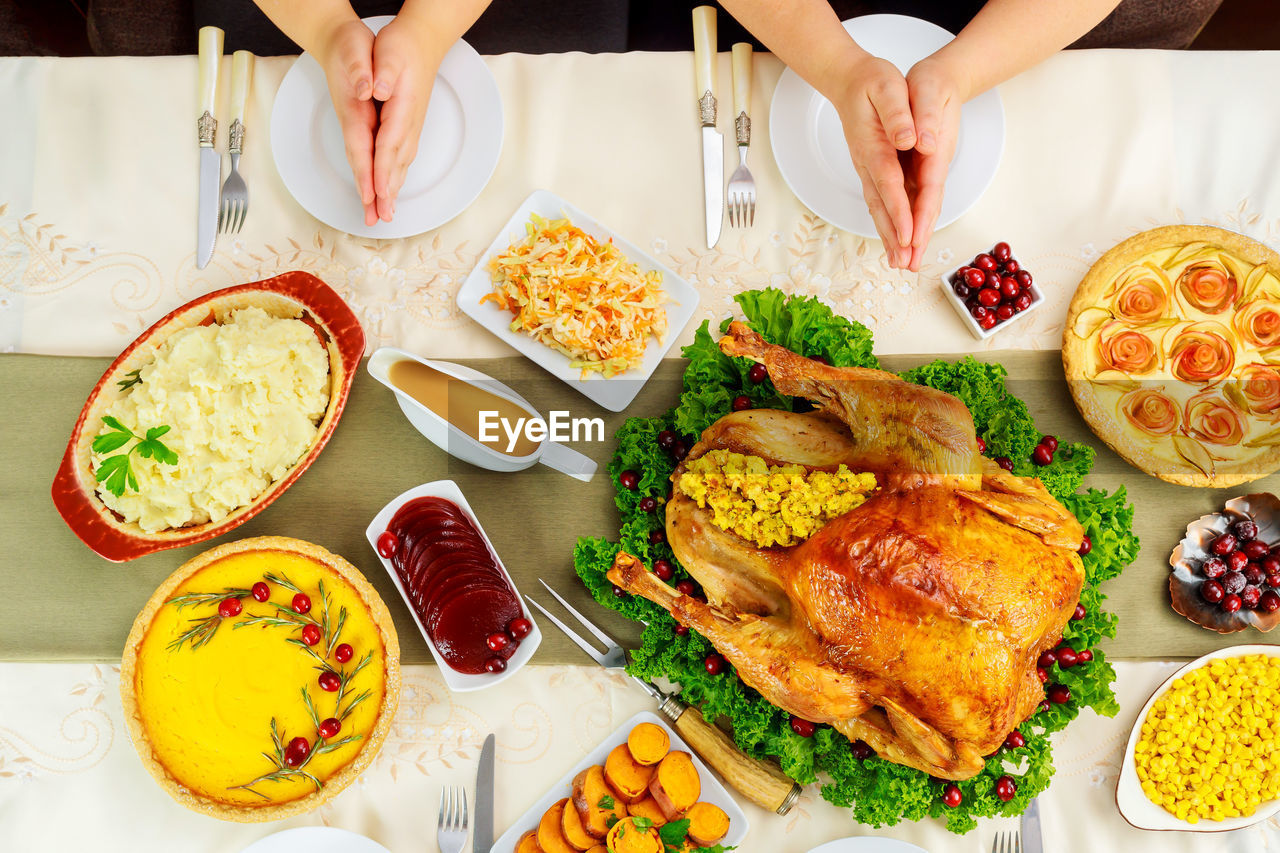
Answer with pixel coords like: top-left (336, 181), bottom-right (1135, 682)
top-left (1169, 494), bottom-right (1280, 633)
top-left (941, 242), bottom-right (1044, 339)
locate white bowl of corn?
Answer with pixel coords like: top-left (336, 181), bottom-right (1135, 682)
top-left (1117, 644), bottom-right (1280, 831)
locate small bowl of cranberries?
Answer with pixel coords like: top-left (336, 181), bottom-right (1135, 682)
top-left (1169, 493), bottom-right (1280, 634)
top-left (941, 242), bottom-right (1044, 340)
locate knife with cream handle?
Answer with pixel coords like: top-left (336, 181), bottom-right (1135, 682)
top-left (195, 26), bottom-right (223, 268)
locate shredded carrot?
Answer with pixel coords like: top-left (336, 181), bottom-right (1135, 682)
top-left (481, 213), bottom-right (668, 378)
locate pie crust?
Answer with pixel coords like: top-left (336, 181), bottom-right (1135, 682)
top-left (119, 536), bottom-right (401, 822)
top-left (1063, 225), bottom-right (1280, 487)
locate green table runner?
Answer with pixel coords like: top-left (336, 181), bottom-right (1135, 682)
top-left (1, 352), bottom-right (1271, 663)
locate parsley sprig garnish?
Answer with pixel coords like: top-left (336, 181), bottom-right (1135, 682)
top-left (91, 415), bottom-right (179, 497)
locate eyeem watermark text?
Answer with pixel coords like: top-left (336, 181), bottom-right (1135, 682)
top-left (478, 411), bottom-right (604, 453)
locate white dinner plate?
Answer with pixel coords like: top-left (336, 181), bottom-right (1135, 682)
top-left (240, 827), bottom-right (390, 853)
top-left (491, 711), bottom-right (749, 852)
top-left (807, 839), bottom-right (929, 853)
top-left (270, 16), bottom-right (503, 238)
top-left (769, 14), bottom-right (1004, 238)
top-left (457, 190), bottom-right (701, 412)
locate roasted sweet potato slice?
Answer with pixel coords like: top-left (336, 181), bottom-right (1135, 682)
top-left (560, 792), bottom-right (597, 851)
top-left (685, 801), bottom-right (730, 846)
top-left (626, 723), bottom-right (670, 766)
top-left (584, 847), bottom-right (606, 853)
top-left (515, 829), bottom-right (544, 853)
top-left (537, 799), bottom-right (578, 853)
top-left (625, 797), bottom-right (668, 828)
top-left (604, 817), bottom-right (663, 853)
top-left (648, 751), bottom-right (700, 820)
top-left (605, 743), bottom-right (656, 803)
top-left (570, 765), bottom-right (628, 838)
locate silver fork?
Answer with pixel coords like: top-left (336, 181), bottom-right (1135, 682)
top-left (219, 50), bottom-right (253, 234)
top-left (525, 579), bottom-right (628, 670)
top-left (437, 785), bottom-right (469, 853)
top-left (992, 829), bottom-right (1021, 853)
top-left (727, 42), bottom-right (756, 228)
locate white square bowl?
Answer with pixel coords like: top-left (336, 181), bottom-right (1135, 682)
top-left (491, 710), bottom-right (749, 852)
top-left (365, 479), bottom-right (541, 692)
top-left (940, 257), bottom-right (1044, 341)
top-left (456, 189), bottom-right (701, 412)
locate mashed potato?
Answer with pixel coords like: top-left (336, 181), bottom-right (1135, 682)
top-left (676, 449), bottom-right (876, 547)
top-left (93, 307), bottom-right (330, 532)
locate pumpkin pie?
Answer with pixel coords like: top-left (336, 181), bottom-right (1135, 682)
top-left (120, 536), bottom-right (400, 821)
top-left (1063, 225), bottom-right (1280, 487)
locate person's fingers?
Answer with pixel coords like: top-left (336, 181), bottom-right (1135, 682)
top-left (371, 36), bottom-right (407, 102)
top-left (864, 147), bottom-right (913, 251)
top-left (331, 96), bottom-right (378, 225)
top-left (328, 21), bottom-right (374, 101)
top-left (907, 76), bottom-right (946, 157)
top-left (855, 166), bottom-right (907, 268)
top-left (866, 72), bottom-right (916, 151)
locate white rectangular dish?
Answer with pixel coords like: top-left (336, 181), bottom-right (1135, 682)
top-left (456, 189), bottom-right (701, 412)
top-left (940, 257), bottom-right (1044, 341)
top-left (491, 710), bottom-right (749, 852)
top-left (364, 479), bottom-right (541, 693)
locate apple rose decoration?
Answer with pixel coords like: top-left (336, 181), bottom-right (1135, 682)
top-left (1097, 323), bottom-right (1158, 374)
top-left (1184, 392), bottom-right (1246, 446)
top-left (1177, 260), bottom-right (1237, 314)
top-left (1111, 266), bottom-right (1170, 325)
top-left (1169, 323), bottom-right (1236, 383)
top-left (1120, 389), bottom-right (1180, 436)
top-left (1233, 298), bottom-right (1280, 349)
top-left (1239, 363), bottom-right (1280, 416)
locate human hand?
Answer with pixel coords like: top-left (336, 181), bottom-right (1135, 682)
top-left (900, 56), bottom-right (965, 271)
top-left (313, 18), bottom-right (380, 226)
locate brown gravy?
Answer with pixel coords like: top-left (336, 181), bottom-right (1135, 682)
top-left (388, 359), bottom-right (541, 457)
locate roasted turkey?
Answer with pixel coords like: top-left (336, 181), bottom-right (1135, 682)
top-left (609, 324), bottom-right (1085, 780)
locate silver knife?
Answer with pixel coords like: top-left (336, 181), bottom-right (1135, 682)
top-left (692, 6), bottom-right (723, 249)
top-left (474, 732), bottom-right (495, 853)
top-left (196, 26), bottom-right (224, 269)
top-left (1021, 796), bottom-right (1044, 853)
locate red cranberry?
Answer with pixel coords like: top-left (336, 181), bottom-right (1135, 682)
top-left (1201, 557), bottom-right (1228, 579)
top-left (1038, 700), bottom-right (1051, 715)
top-left (979, 313), bottom-right (998, 330)
top-left (218, 597), bottom-right (243, 618)
top-left (1201, 580), bottom-right (1225, 604)
top-left (612, 585), bottom-right (627, 598)
top-left (1227, 550), bottom-right (1250, 572)
top-left (1077, 649), bottom-right (1093, 663)
top-left (1037, 650), bottom-right (1056, 669)
top-left (1244, 564), bottom-right (1266, 586)
top-left (995, 775), bottom-right (1017, 802)
top-left (318, 718), bottom-right (341, 740)
top-left (964, 267), bottom-right (985, 288)
top-left (1016, 270), bottom-right (1033, 289)
top-left (1261, 555), bottom-right (1280, 575)
top-left (810, 355), bottom-right (830, 365)
top-left (292, 593), bottom-right (312, 615)
top-left (747, 363), bottom-right (768, 384)
top-left (1013, 292), bottom-right (1033, 311)
top-left (376, 531), bottom-right (399, 559)
top-left (487, 632), bottom-right (510, 652)
top-left (1004, 731), bottom-right (1026, 750)
top-left (974, 253), bottom-right (997, 272)
top-left (732, 395), bottom-right (752, 412)
top-left (1241, 585), bottom-right (1262, 609)
top-left (1040, 435), bottom-right (1059, 452)
top-left (992, 242), bottom-right (1012, 262)
top-left (1036, 667), bottom-right (1048, 683)
top-left (1267, 572), bottom-right (1280, 589)
top-left (976, 437), bottom-right (987, 453)
top-left (1242, 540), bottom-right (1270, 562)
top-left (1004, 259), bottom-right (1021, 274)
top-left (484, 656), bottom-right (507, 674)
top-left (1078, 535), bottom-right (1092, 556)
top-left (1222, 571), bottom-right (1247, 595)
top-left (671, 440), bottom-right (689, 460)
top-left (1048, 684), bottom-right (1071, 704)
top-left (674, 624), bottom-right (690, 636)
top-left (284, 737), bottom-right (310, 767)
top-left (334, 643), bottom-right (354, 663)
top-left (789, 716), bottom-right (816, 737)
top-left (978, 288), bottom-right (1001, 307)
top-left (649, 529), bottom-right (666, 545)
top-left (639, 496), bottom-right (658, 513)
top-left (1232, 520), bottom-right (1259, 541)
top-left (300, 624), bottom-right (321, 646)
top-left (657, 429), bottom-right (677, 450)
top-left (251, 582), bottom-right (271, 603)
top-left (1072, 603), bottom-right (1087, 620)
top-left (1031, 445), bottom-right (1053, 466)
top-left (1000, 278), bottom-right (1020, 300)
top-left (851, 740), bottom-right (874, 759)
top-left (1222, 593), bottom-right (1243, 613)
top-left (620, 470), bottom-right (640, 490)
top-left (984, 271), bottom-right (1002, 290)
top-left (1056, 648), bottom-right (1079, 668)
top-left (953, 283), bottom-right (971, 299)
top-left (942, 784), bottom-right (963, 807)
top-left (1210, 533), bottom-right (1238, 556)
top-left (508, 617), bottom-right (533, 640)
top-left (996, 304), bottom-right (1015, 321)
top-left (704, 654), bottom-right (725, 675)
top-left (1260, 590), bottom-right (1280, 612)
top-left (675, 580), bottom-right (697, 596)
top-left (318, 670), bottom-right (341, 692)
top-left (653, 559), bottom-right (674, 581)
top-left (996, 456), bottom-right (1013, 471)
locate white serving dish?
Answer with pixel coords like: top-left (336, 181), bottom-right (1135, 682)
top-left (367, 346), bottom-right (596, 482)
top-left (806, 839), bottom-right (929, 853)
top-left (1116, 643), bottom-right (1280, 831)
top-left (456, 190), bottom-right (701, 412)
top-left (940, 256), bottom-right (1044, 341)
top-left (365, 480), bottom-right (542, 693)
top-left (491, 711), bottom-right (749, 853)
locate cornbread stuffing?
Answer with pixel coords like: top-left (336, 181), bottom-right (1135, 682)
top-left (676, 449), bottom-right (876, 547)
top-left (1134, 654), bottom-right (1280, 823)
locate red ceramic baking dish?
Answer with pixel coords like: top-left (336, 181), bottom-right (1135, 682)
top-left (51, 271), bottom-right (365, 562)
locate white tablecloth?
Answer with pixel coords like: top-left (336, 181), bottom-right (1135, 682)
top-left (3, 46), bottom-right (1280, 852)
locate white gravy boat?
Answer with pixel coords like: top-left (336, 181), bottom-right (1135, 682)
top-left (368, 347), bottom-right (597, 482)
